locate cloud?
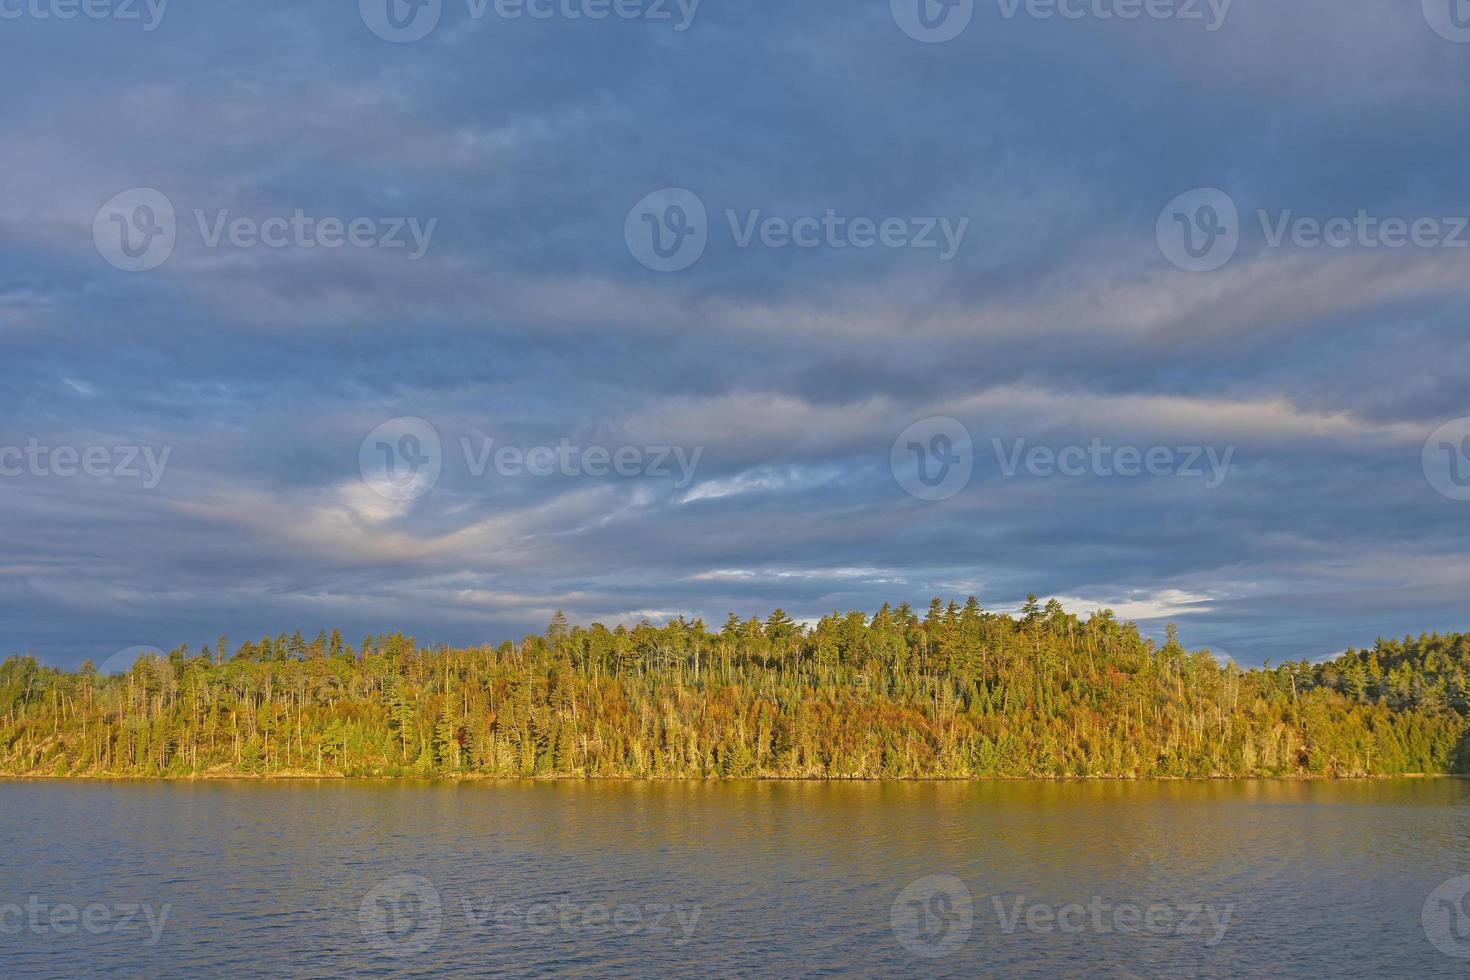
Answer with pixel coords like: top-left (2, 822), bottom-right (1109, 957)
top-left (2, 0), bottom-right (1468, 667)
top-left (1045, 590), bottom-right (1217, 622)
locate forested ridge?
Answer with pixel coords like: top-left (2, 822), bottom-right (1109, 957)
top-left (3, 598), bottom-right (1469, 779)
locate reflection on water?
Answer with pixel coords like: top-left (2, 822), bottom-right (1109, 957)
top-left (2, 778), bottom-right (1469, 976)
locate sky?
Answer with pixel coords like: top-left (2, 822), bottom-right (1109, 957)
top-left (1, 0), bottom-right (1469, 669)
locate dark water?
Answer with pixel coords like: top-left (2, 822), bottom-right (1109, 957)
top-left (3, 779), bottom-right (1470, 977)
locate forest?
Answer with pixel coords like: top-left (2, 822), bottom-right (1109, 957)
top-left (2, 597), bottom-right (1468, 779)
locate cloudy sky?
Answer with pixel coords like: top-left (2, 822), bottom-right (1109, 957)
top-left (2, 0), bottom-right (1468, 668)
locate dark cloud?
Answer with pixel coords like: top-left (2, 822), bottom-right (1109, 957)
top-left (1, 0), bottom-right (1468, 667)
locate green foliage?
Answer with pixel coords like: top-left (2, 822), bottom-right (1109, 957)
top-left (2, 607), bottom-right (1467, 779)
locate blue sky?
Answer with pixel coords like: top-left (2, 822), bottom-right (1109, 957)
top-left (2, 0), bottom-right (1469, 668)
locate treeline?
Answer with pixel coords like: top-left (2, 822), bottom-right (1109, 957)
top-left (2, 598), bottom-right (1468, 779)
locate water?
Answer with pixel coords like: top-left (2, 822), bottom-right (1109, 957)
top-left (2, 779), bottom-right (1469, 977)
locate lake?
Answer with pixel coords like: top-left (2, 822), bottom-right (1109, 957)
top-left (2, 779), bottom-right (1469, 976)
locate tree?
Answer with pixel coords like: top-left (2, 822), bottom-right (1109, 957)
top-left (6, 600), bottom-right (1468, 782)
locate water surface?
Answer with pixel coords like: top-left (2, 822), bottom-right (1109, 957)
top-left (2, 779), bottom-right (1468, 977)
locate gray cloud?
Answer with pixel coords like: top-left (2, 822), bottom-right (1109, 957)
top-left (1, 0), bottom-right (1467, 667)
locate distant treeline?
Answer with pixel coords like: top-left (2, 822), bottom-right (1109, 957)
top-left (3, 598), bottom-right (1468, 779)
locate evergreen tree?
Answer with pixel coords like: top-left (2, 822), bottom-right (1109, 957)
top-left (3, 602), bottom-right (1466, 781)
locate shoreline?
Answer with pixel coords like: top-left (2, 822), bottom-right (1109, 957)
top-left (1, 771), bottom-right (1460, 782)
